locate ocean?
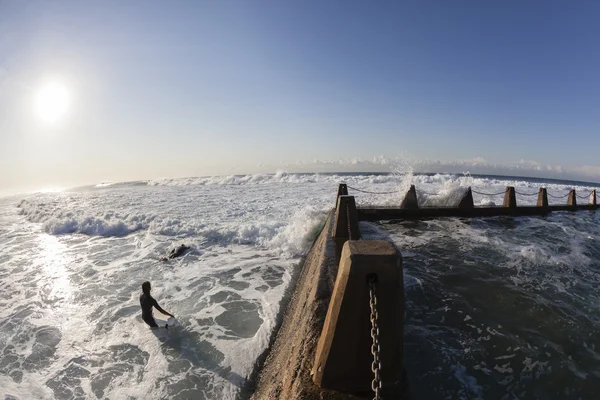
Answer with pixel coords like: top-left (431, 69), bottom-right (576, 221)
top-left (1, 172), bottom-right (599, 399)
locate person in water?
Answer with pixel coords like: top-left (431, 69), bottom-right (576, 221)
top-left (161, 244), bottom-right (190, 261)
top-left (140, 281), bottom-right (174, 328)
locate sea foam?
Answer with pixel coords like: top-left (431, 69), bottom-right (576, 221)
top-left (4, 172), bottom-right (600, 399)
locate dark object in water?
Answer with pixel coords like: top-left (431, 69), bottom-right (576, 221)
top-left (162, 244), bottom-right (190, 260)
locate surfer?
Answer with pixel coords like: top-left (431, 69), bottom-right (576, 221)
top-left (162, 244), bottom-right (190, 261)
top-left (140, 281), bottom-right (174, 328)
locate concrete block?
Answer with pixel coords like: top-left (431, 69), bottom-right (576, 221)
top-left (400, 185), bottom-right (418, 209)
top-left (568, 190), bottom-right (577, 207)
top-left (458, 187), bottom-right (474, 209)
top-left (313, 240), bottom-right (404, 393)
top-left (590, 190), bottom-right (597, 206)
top-left (503, 187), bottom-right (517, 208)
top-left (537, 188), bottom-right (548, 208)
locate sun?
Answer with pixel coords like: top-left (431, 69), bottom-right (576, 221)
top-left (35, 82), bottom-right (70, 123)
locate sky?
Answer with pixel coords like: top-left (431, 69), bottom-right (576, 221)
top-left (1, 0), bottom-right (600, 193)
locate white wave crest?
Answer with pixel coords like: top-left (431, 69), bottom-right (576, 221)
top-left (18, 200), bottom-right (155, 237)
top-left (16, 197), bottom-right (329, 258)
top-left (268, 206), bottom-right (328, 257)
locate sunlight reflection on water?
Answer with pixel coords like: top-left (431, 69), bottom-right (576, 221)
top-left (39, 234), bottom-right (73, 306)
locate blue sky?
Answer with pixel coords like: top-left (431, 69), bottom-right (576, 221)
top-left (1, 0), bottom-right (600, 191)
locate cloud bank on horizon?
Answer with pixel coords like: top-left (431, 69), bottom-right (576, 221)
top-left (266, 156), bottom-right (600, 184)
top-left (2, 156), bottom-right (599, 197)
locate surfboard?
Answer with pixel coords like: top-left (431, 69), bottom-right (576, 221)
top-left (153, 313), bottom-right (178, 329)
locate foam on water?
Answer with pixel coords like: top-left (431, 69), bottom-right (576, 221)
top-left (374, 212), bottom-right (600, 398)
top-left (3, 173), bottom-right (411, 399)
top-left (2, 172), bottom-right (600, 399)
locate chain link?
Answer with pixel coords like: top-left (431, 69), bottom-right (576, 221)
top-left (368, 276), bottom-right (382, 400)
top-left (514, 190), bottom-right (539, 196)
top-left (346, 202), bottom-right (352, 239)
top-left (471, 189), bottom-right (507, 196)
top-left (347, 185), bottom-right (399, 195)
top-left (547, 192), bottom-right (571, 199)
top-left (576, 191), bottom-right (593, 199)
top-left (345, 183), bottom-right (600, 201)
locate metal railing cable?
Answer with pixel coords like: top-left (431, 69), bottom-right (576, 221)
top-left (514, 190), bottom-right (539, 196)
top-left (576, 191), bottom-right (593, 199)
top-left (547, 192), bottom-right (571, 199)
top-left (346, 184), bottom-right (598, 202)
top-left (346, 185), bottom-right (399, 195)
top-left (368, 275), bottom-right (382, 400)
top-left (347, 185), bottom-right (438, 196)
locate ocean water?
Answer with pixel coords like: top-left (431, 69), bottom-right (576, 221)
top-left (1, 172), bottom-right (599, 399)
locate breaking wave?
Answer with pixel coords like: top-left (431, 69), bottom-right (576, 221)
top-left (16, 197), bottom-right (328, 258)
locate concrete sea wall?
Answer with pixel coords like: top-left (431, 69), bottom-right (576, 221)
top-left (250, 211), bottom-right (365, 399)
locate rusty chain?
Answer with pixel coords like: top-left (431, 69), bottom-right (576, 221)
top-left (368, 275), bottom-right (382, 400)
top-left (547, 192), bottom-right (571, 199)
top-left (346, 202), bottom-right (352, 239)
top-left (576, 191), bottom-right (593, 199)
top-left (344, 183), bottom-right (599, 201)
top-left (346, 185), bottom-right (399, 195)
top-left (471, 189), bottom-right (507, 196)
top-left (514, 190), bottom-right (539, 196)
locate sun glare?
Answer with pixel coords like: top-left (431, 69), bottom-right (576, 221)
top-left (35, 82), bottom-right (70, 123)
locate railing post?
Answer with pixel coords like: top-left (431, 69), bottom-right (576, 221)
top-left (458, 187), bottom-right (474, 209)
top-left (313, 240), bottom-right (404, 393)
top-left (400, 185), bottom-right (418, 209)
top-left (590, 189), bottom-right (597, 206)
top-left (333, 195), bottom-right (360, 240)
top-left (337, 183), bottom-right (348, 198)
top-left (537, 188), bottom-right (548, 208)
top-left (503, 186), bottom-right (517, 208)
top-left (568, 189), bottom-right (577, 207)
top-left (333, 195), bottom-right (360, 260)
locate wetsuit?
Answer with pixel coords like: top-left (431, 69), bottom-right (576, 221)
top-left (140, 292), bottom-right (159, 327)
top-left (169, 245), bottom-right (189, 259)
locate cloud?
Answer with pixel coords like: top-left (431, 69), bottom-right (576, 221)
top-left (518, 159), bottom-right (541, 168)
top-left (458, 157), bottom-right (487, 165)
